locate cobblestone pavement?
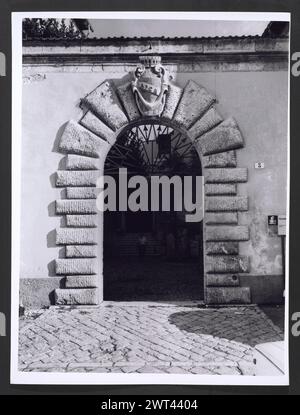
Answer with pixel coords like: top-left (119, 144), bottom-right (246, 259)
top-left (19, 304), bottom-right (283, 375)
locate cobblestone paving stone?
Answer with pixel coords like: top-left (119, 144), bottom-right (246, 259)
top-left (18, 304), bottom-right (283, 375)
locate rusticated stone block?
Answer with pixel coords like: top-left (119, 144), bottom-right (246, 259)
top-left (205, 168), bottom-right (247, 183)
top-left (206, 287), bottom-right (251, 304)
top-left (116, 82), bottom-right (140, 121)
top-left (195, 118), bottom-right (244, 156)
top-left (66, 187), bottom-right (99, 199)
top-left (82, 81), bottom-right (128, 131)
top-left (56, 228), bottom-right (97, 245)
top-left (203, 151), bottom-right (237, 168)
top-left (206, 274), bottom-right (240, 287)
top-left (80, 111), bottom-right (115, 144)
top-left (65, 275), bottom-right (98, 288)
top-left (66, 215), bottom-right (97, 227)
top-left (55, 288), bottom-right (98, 305)
top-left (205, 196), bottom-right (248, 212)
top-left (162, 84), bottom-right (183, 120)
top-left (66, 245), bottom-right (97, 258)
top-left (206, 225), bottom-right (249, 241)
top-left (173, 80), bottom-right (215, 128)
top-left (206, 255), bottom-right (250, 273)
top-left (205, 184), bottom-right (237, 195)
top-left (55, 258), bottom-right (97, 275)
top-left (56, 200), bottom-right (97, 214)
top-left (66, 154), bottom-right (99, 170)
top-left (188, 107), bottom-right (223, 140)
top-left (56, 171), bottom-right (99, 187)
top-left (204, 212), bottom-right (238, 224)
top-left (59, 120), bottom-right (109, 158)
top-left (206, 242), bottom-right (239, 255)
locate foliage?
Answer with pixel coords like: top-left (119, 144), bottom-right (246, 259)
top-left (22, 18), bottom-right (84, 40)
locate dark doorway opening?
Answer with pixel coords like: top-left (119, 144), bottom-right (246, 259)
top-left (103, 121), bottom-right (204, 301)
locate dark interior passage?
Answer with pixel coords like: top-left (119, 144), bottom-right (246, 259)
top-left (104, 257), bottom-right (204, 301)
top-left (103, 122), bottom-right (204, 301)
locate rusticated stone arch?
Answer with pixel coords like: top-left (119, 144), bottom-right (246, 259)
top-left (54, 77), bottom-right (251, 306)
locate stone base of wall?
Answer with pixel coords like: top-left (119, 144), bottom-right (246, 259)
top-left (19, 274), bottom-right (284, 309)
top-left (20, 277), bottom-right (63, 309)
top-left (239, 274), bottom-right (285, 305)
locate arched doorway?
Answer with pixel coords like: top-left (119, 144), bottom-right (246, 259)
top-left (103, 120), bottom-right (204, 301)
top-left (55, 70), bottom-right (251, 306)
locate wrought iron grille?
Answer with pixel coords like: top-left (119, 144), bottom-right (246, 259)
top-left (105, 122), bottom-right (200, 176)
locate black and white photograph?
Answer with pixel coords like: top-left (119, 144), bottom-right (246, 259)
top-left (11, 11), bottom-right (290, 385)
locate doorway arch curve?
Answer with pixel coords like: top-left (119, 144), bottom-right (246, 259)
top-left (54, 65), bottom-right (251, 306)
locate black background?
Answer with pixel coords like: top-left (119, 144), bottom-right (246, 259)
top-left (0, 0), bottom-right (299, 396)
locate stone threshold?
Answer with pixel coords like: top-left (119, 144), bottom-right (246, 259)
top-left (49, 300), bottom-right (206, 310)
top-left (48, 301), bottom-right (264, 312)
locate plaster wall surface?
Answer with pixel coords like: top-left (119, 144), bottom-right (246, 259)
top-left (174, 71), bottom-right (288, 276)
top-left (20, 63), bottom-right (288, 284)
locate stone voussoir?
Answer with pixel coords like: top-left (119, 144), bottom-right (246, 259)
top-left (80, 110), bottom-right (115, 145)
top-left (56, 228), bottom-right (97, 245)
top-left (56, 170), bottom-right (99, 187)
top-left (206, 225), bottom-right (249, 241)
top-left (173, 80), bottom-right (215, 129)
top-left (206, 287), bottom-right (251, 304)
top-left (66, 214), bottom-right (97, 227)
top-left (55, 288), bottom-right (99, 305)
top-left (116, 81), bottom-right (140, 121)
top-left (206, 274), bottom-right (240, 287)
top-left (204, 212), bottom-right (238, 224)
top-left (66, 187), bottom-right (99, 199)
top-left (205, 196), bottom-right (248, 212)
top-left (206, 255), bottom-right (250, 274)
top-left (194, 117), bottom-right (244, 156)
top-left (59, 120), bottom-right (109, 158)
top-left (66, 154), bottom-right (99, 170)
top-left (205, 168), bottom-right (247, 183)
top-left (66, 245), bottom-right (97, 258)
top-left (55, 258), bottom-right (97, 275)
top-left (65, 275), bottom-right (98, 288)
top-left (161, 84), bottom-right (183, 120)
top-left (56, 199), bottom-right (97, 215)
top-left (205, 184), bottom-right (237, 195)
top-left (82, 80), bottom-right (128, 131)
top-left (206, 241), bottom-right (239, 255)
top-left (188, 107), bottom-right (223, 140)
top-left (203, 150), bottom-right (237, 168)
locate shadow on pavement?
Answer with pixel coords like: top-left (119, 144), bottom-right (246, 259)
top-left (168, 306), bottom-right (284, 348)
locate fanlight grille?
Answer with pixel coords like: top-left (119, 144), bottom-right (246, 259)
top-left (105, 123), bottom-right (200, 176)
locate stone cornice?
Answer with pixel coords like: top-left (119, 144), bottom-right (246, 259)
top-left (23, 37), bottom-right (289, 65)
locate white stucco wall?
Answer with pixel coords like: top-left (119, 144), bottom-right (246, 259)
top-left (20, 64), bottom-right (288, 279)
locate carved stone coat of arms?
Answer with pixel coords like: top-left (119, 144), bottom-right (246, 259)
top-left (132, 55), bottom-right (170, 117)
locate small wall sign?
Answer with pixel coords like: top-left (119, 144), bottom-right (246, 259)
top-left (278, 215), bottom-right (286, 236)
top-left (268, 215), bottom-right (278, 226)
top-left (255, 162), bottom-right (265, 169)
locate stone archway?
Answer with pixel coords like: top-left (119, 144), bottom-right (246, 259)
top-left (54, 58), bottom-right (251, 306)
